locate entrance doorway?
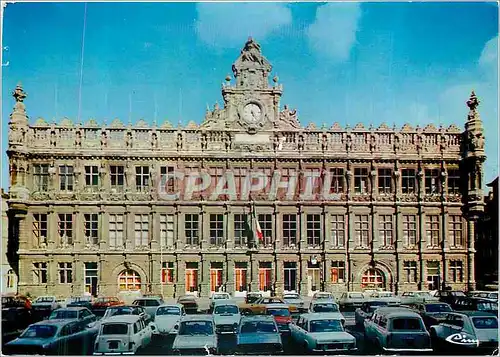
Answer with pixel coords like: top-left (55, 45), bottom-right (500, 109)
top-left (284, 262), bottom-right (297, 293)
top-left (361, 268), bottom-right (385, 290)
top-left (210, 262), bottom-right (223, 293)
top-left (307, 261), bottom-right (320, 296)
top-left (84, 262), bottom-right (98, 297)
top-left (185, 262), bottom-right (199, 297)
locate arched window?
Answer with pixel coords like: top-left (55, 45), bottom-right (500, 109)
top-left (6, 269), bottom-right (16, 288)
top-left (361, 268), bottom-right (385, 289)
top-left (118, 269), bottom-right (141, 291)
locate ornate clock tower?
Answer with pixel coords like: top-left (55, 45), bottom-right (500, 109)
top-left (201, 38), bottom-right (300, 133)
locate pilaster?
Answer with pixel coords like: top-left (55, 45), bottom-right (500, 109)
top-left (250, 256), bottom-right (259, 292)
top-left (225, 204), bottom-right (234, 250)
top-left (201, 257), bottom-right (210, 297)
top-left (226, 259), bottom-right (235, 295)
top-left (299, 258), bottom-right (308, 295)
top-left (100, 206), bottom-right (108, 250)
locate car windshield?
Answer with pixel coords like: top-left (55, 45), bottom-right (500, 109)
top-left (472, 317), bottom-right (498, 329)
top-left (35, 297), bottom-right (54, 303)
top-left (315, 294), bottom-right (332, 300)
top-left (102, 323), bottom-right (129, 335)
top-left (179, 321), bottom-right (214, 335)
top-left (156, 307), bottom-right (181, 316)
top-left (477, 302), bottom-right (498, 311)
top-left (21, 325), bottom-right (58, 338)
top-left (416, 292), bottom-right (432, 297)
top-left (49, 310), bottom-right (78, 319)
top-left (310, 319), bottom-right (343, 333)
top-left (312, 303), bottom-right (339, 313)
top-left (368, 302), bottom-right (388, 312)
top-left (214, 305), bottom-right (239, 314)
top-left (425, 304), bottom-right (452, 313)
top-left (392, 318), bottom-right (423, 331)
top-left (96, 298), bottom-right (112, 303)
top-left (267, 308), bottom-right (290, 317)
top-left (378, 292), bottom-right (394, 298)
top-left (283, 295), bottom-right (299, 300)
top-left (104, 307), bottom-right (134, 318)
top-left (349, 293), bottom-right (364, 299)
top-left (144, 300), bottom-right (160, 306)
top-left (213, 294), bottom-right (229, 300)
top-left (451, 292), bottom-right (466, 297)
top-left (2, 297), bottom-right (26, 307)
top-left (240, 321), bottom-right (277, 334)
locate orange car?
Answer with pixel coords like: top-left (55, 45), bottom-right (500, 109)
top-left (92, 296), bottom-right (124, 316)
top-left (239, 296), bottom-right (298, 315)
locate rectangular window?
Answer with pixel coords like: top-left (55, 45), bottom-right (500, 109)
top-left (425, 169), bottom-right (440, 194)
top-left (235, 262), bottom-right (247, 292)
top-left (426, 215), bottom-right (440, 246)
top-left (402, 169), bottom-right (416, 194)
top-left (258, 214), bottom-right (273, 246)
top-left (109, 214), bottom-right (124, 249)
top-left (447, 169), bottom-right (461, 195)
top-left (403, 261), bottom-right (417, 283)
top-left (160, 166), bottom-right (176, 194)
top-left (210, 214), bottom-right (225, 246)
top-left (210, 262), bottom-right (223, 292)
top-left (449, 215), bottom-right (463, 247)
top-left (84, 262), bottom-right (98, 296)
top-left (134, 214), bottom-right (149, 247)
top-left (161, 262), bottom-right (175, 284)
top-left (234, 214), bottom-right (247, 247)
top-left (379, 215), bottom-right (393, 246)
top-left (160, 214), bottom-right (174, 248)
top-left (59, 165), bottom-right (74, 191)
top-left (33, 164), bottom-right (49, 192)
top-left (378, 169), bottom-right (392, 194)
top-left (185, 262), bottom-right (198, 293)
top-left (33, 262), bottom-right (48, 284)
top-left (284, 262), bottom-right (297, 291)
top-left (331, 214), bottom-right (345, 247)
top-left (58, 214), bottom-right (73, 245)
top-left (135, 166), bottom-right (150, 192)
top-left (403, 215), bottom-right (417, 246)
top-left (427, 261), bottom-right (440, 290)
top-left (110, 166), bottom-right (125, 189)
top-left (355, 215), bottom-right (370, 248)
top-left (58, 262), bottom-right (73, 284)
top-left (258, 262), bottom-right (272, 291)
top-left (33, 213), bottom-right (48, 247)
top-left (84, 214), bottom-right (99, 245)
top-left (306, 214), bottom-right (321, 246)
top-left (331, 261), bottom-right (345, 283)
top-left (85, 166), bottom-right (99, 190)
top-left (354, 168), bottom-right (369, 194)
top-left (449, 260), bottom-right (463, 283)
top-left (282, 214), bottom-right (297, 247)
top-left (329, 168), bottom-right (344, 194)
top-left (185, 214), bottom-right (199, 246)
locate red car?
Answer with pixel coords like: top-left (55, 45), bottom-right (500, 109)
top-left (91, 296), bottom-right (124, 316)
top-left (265, 304), bottom-right (292, 335)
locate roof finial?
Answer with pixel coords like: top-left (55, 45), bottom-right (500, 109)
top-left (466, 90), bottom-right (480, 111)
top-left (13, 82), bottom-right (27, 103)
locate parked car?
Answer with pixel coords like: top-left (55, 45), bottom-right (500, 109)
top-left (406, 302), bottom-right (453, 329)
top-left (102, 305), bottom-right (149, 321)
top-left (338, 292), bottom-right (365, 310)
top-left (236, 315), bottom-right (283, 355)
top-left (311, 292), bottom-right (334, 301)
top-left (177, 295), bottom-right (198, 314)
top-left (66, 296), bottom-right (93, 310)
top-left (290, 313), bottom-right (357, 354)
top-left (5, 319), bottom-right (97, 355)
top-left (92, 297), bottom-right (124, 316)
top-left (453, 297), bottom-right (498, 314)
top-left (212, 300), bottom-right (241, 335)
top-left (308, 300), bottom-right (345, 325)
top-left (264, 304), bottom-right (292, 335)
top-left (365, 291), bottom-right (401, 306)
top-left (429, 311), bottom-right (498, 355)
top-left (209, 292), bottom-right (231, 310)
top-left (49, 307), bottom-right (97, 329)
top-left (132, 297), bottom-right (164, 319)
top-left (240, 296), bottom-right (298, 315)
top-left (400, 291), bottom-right (439, 305)
top-left (142, 293), bottom-right (164, 300)
top-left (467, 291), bottom-right (498, 302)
top-left (31, 296), bottom-right (61, 321)
top-left (364, 307), bottom-right (432, 353)
top-left (245, 292), bottom-right (262, 304)
top-left (433, 290), bottom-right (467, 307)
top-left (354, 301), bottom-right (389, 328)
top-left (282, 293), bottom-right (306, 312)
top-left (2, 294), bottom-right (33, 340)
top-left (152, 304), bottom-right (184, 336)
top-left (171, 315), bottom-right (218, 355)
top-left (93, 315), bottom-right (153, 355)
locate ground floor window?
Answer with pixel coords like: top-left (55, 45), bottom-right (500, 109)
top-left (284, 262), bottom-right (297, 291)
top-left (259, 262), bottom-right (272, 291)
top-left (58, 263), bottom-right (73, 284)
top-left (331, 261), bottom-right (345, 283)
top-left (361, 268), bottom-right (385, 289)
top-left (210, 262), bottom-right (223, 292)
top-left (426, 261), bottom-right (440, 290)
top-left (33, 262), bottom-right (48, 284)
top-left (84, 262), bottom-right (98, 296)
top-left (307, 261), bottom-right (320, 292)
top-left (161, 262), bottom-right (175, 284)
top-left (186, 262), bottom-right (199, 293)
top-left (235, 262), bottom-right (247, 292)
top-left (449, 260), bottom-right (463, 282)
top-left (118, 269), bottom-right (141, 291)
top-left (403, 261), bottom-right (417, 283)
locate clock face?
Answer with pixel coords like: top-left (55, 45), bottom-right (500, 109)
top-left (243, 103), bottom-right (262, 123)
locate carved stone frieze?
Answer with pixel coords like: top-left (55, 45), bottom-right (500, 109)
top-left (31, 192), bottom-right (50, 201)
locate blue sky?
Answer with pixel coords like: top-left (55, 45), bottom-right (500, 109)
top-left (2, 2), bottom-right (498, 190)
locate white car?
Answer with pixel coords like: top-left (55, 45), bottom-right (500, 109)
top-left (311, 292), bottom-right (334, 302)
top-left (152, 304), bottom-right (184, 335)
top-left (366, 291), bottom-right (401, 306)
top-left (282, 293), bottom-right (306, 312)
top-left (308, 301), bottom-right (345, 326)
top-left (209, 292), bottom-right (231, 311)
top-left (93, 315), bottom-right (152, 355)
top-left (212, 300), bottom-right (241, 334)
top-left (338, 292), bottom-right (365, 310)
top-left (172, 315), bottom-right (218, 355)
top-left (400, 291), bottom-right (439, 305)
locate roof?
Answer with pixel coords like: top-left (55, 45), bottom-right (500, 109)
top-left (265, 304), bottom-right (290, 309)
top-left (53, 307), bottom-right (88, 312)
top-left (453, 311), bottom-right (498, 317)
top-left (241, 315), bottom-right (275, 322)
top-left (180, 314), bottom-right (213, 322)
top-left (301, 313), bottom-right (344, 321)
top-left (101, 315), bottom-right (142, 324)
top-left (372, 307), bottom-right (418, 318)
top-left (487, 177), bottom-right (498, 187)
top-left (133, 297), bottom-right (162, 301)
top-left (158, 304), bottom-right (183, 309)
top-left (32, 319), bottom-right (71, 327)
top-left (177, 295), bottom-right (196, 301)
top-left (213, 300), bottom-right (239, 307)
top-left (311, 299), bottom-right (337, 304)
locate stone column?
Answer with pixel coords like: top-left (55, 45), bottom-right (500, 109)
top-left (226, 259), bottom-right (235, 295)
top-left (418, 207), bottom-right (426, 289)
top-left (275, 209), bottom-right (283, 250)
top-left (48, 206), bottom-right (57, 249)
top-left (395, 207), bottom-right (403, 250)
top-left (347, 206), bottom-right (354, 249)
top-left (150, 206), bottom-right (158, 250)
top-left (201, 257), bottom-right (210, 297)
top-left (201, 207), bottom-right (208, 250)
top-left (299, 205), bottom-right (306, 249)
top-left (275, 259), bottom-right (284, 296)
top-left (299, 257), bottom-right (308, 296)
top-left (442, 208), bottom-right (449, 251)
top-left (48, 254), bottom-right (56, 290)
top-left (226, 205), bottom-right (234, 250)
top-left (176, 260), bottom-right (186, 298)
top-left (176, 209), bottom-right (184, 250)
top-left (100, 207), bottom-right (108, 250)
top-left (467, 220), bottom-right (476, 289)
top-left (250, 257), bottom-right (259, 292)
top-left (125, 207), bottom-right (133, 250)
top-left (372, 209), bottom-right (379, 250)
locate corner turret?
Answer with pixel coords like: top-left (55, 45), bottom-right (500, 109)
top-left (8, 83), bottom-right (29, 148)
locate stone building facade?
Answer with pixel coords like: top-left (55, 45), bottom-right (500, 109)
top-left (7, 39), bottom-right (486, 299)
top-left (2, 189), bottom-right (17, 294)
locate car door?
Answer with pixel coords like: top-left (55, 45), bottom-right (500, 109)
top-left (141, 319), bottom-right (152, 346)
top-left (294, 317), bottom-right (308, 347)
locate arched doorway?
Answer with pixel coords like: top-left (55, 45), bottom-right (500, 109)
top-left (361, 268), bottom-right (385, 290)
top-left (118, 269), bottom-right (141, 291)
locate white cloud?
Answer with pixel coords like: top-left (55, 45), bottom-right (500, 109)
top-left (306, 3), bottom-right (361, 62)
top-left (195, 3), bottom-right (292, 48)
top-left (479, 36), bottom-right (498, 69)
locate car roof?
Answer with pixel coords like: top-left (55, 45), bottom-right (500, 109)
top-left (241, 315), bottom-right (276, 322)
top-left (311, 299), bottom-right (337, 304)
top-left (373, 307), bottom-right (419, 318)
top-left (133, 297), bottom-right (162, 301)
top-left (107, 305), bottom-right (140, 309)
top-left (32, 319), bottom-right (70, 327)
top-left (452, 311), bottom-right (498, 317)
top-left (53, 307), bottom-right (88, 312)
top-left (301, 312), bottom-right (344, 320)
top-left (213, 300), bottom-right (239, 306)
top-left (265, 303), bottom-right (290, 309)
top-left (158, 304), bottom-right (183, 309)
top-left (180, 314), bottom-right (213, 322)
top-left (102, 315), bottom-right (143, 324)
top-left (177, 295), bottom-right (196, 300)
